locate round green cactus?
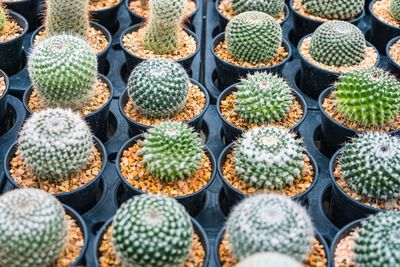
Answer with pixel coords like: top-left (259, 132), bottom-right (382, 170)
top-left (112, 195), bottom-right (193, 267)
top-left (233, 127), bottom-right (304, 189)
top-left (390, 0), bottom-right (400, 21)
top-left (28, 34), bottom-right (97, 109)
top-left (340, 132), bottom-right (400, 200)
top-left (0, 5), bottom-right (6, 32)
top-left (354, 212), bottom-right (400, 267)
top-left (127, 59), bottom-right (190, 118)
top-left (139, 122), bottom-right (204, 181)
top-left (231, 0), bottom-right (285, 17)
top-left (234, 72), bottom-right (292, 124)
top-left (334, 67), bottom-right (400, 126)
top-left (309, 21), bottom-right (366, 67)
top-left (18, 108), bottom-right (94, 181)
top-left (301, 0), bottom-right (364, 20)
top-left (225, 11), bottom-right (282, 64)
top-left (237, 252), bottom-right (302, 267)
top-left (226, 194), bottom-right (314, 261)
top-left (0, 188), bottom-right (67, 267)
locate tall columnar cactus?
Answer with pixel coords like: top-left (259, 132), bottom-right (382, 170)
top-left (231, 0), bottom-right (285, 17)
top-left (226, 194), bottom-right (314, 261)
top-left (28, 35), bottom-right (97, 109)
top-left (0, 5), bottom-right (6, 32)
top-left (353, 212), bottom-right (400, 267)
top-left (143, 0), bottom-right (185, 54)
top-left (233, 127), bottom-right (304, 189)
top-left (390, 0), bottom-right (400, 21)
top-left (0, 188), bottom-right (67, 267)
top-left (334, 67), bottom-right (400, 126)
top-left (127, 59), bottom-right (190, 118)
top-left (301, 0), bottom-right (364, 20)
top-left (235, 72), bottom-right (292, 124)
top-left (139, 122), bottom-right (204, 181)
top-left (309, 21), bottom-right (366, 67)
top-left (18, 108), bottom-right (94, 181)
top-left (237, 252), bottom-right (302, 267)
top-left (340, 133), bottom-right (400, 200)
top-left (226, 11), bottom-right (282, 64)
top-left (112, 195), bottom-right (193, 267)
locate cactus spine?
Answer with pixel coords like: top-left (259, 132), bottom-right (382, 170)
top-left (231, 0), bottom-right (285, 17)
top-left (237, 252), bottom-right (302, 267)
top-left (301, 0), bottom-right (364, 20)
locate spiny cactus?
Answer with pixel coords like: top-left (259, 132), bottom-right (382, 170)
top-left (0, 5), bottom-right (6, 33)
top-left (226, 194), bottom-right (314, 261)
top-left (226, 11), bottom-right (282, 64)
top-left (334, 67), bottom-right (400, 126)
top-left (390, 0), bottom-right (400, 21)
top-left (127, 59), bottom-right (189, 118)
top-left (301, 0), bottom-right (364, 20)
top-left (354, 212), bottom-right (400, 267)
top-left (231, 0), bottom-right (284, 18)
top-left (309, 21), bottom-right (366, 67)
top-left (112, 195), bottom-right (193, 267)
top-left (237, 252), bottom-right (302, 267)
top-left (340, 133), bottom-right (400, 200)
top-left (0, 188), bottom-right (67, 267)
top-left (18, 108), bottom-right (93, 181)
top-left (28, 34), bottom-right (97, 109)
top-left (233, 127), bottom-right (304, 189)
top-left (234, 72), bottom-right (292, 124)
top-left (143, 0), bottom-right (185, 54)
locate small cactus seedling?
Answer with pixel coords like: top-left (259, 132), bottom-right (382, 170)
top-left (233, 127), bottom-right (304, 189)
top-left (0, 188), bottom-right (67, 267)
top-left (225, 11), bottom-right (282, 64)
top-left (390, 0), bottom-right (400, 21)
top-left (340, 132), bottom-right (400, 200)
top-left (231, 0), bottom-right (285, 18)
top-left (237, 252), bottom-right (302, 267)
top-left (0, 5), bottom-right (7, 33)
top-left (139, 122), bottom-right (204, 181)
top-left (226, 194), bottom-right (314, 261)
top-left (112, 195), bottom-right (193, 267)
top-left (334, 67), bottom-right (400, 126)
top-left (309, 21), bottom-right (366, 67)
top-left (18, 108), bottom-right (93, 181)
top-left (127, 59), bottom-right (190, 118)
top-left (301, 0), bottom-right (364, 20)
top-left (234, 72), bottom-right (292, 124)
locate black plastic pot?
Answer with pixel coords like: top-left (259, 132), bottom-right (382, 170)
top-left (4, 136), bottom-right (107, 214)
top-left (386, 36), bottom-right (400, 78)
top-left (216, 83), bottom-right (308, 144)
top-left (211, 33), bottom-right (292, 90)
top-left (115, 134), bottom-right (217, 217)
top-left (118, 79), bottom-right (210, 137)
top-left (91, 0), bottom-right (124, 34)
top-left (0, 70), bottom-right (10, 127)
top-left (3, 0), bottom-right (39, 31)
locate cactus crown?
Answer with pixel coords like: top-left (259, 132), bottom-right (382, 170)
top-left (301, 0), bottom-right (364, 20)
top-left (28, 35), bottom-right (97, 109)
top-left (112, 195), bottom-right (193, 267)
top-left (231, 0), bottom-right (285, 18)
top-left (226, 194), bottom-right (313, 261)
top-left (309, 21), bottom-right (366, 67)
top-left (233, 127), bottom-right (304, 189)
top-left (127, 59), bottom-right (190, 118)
top-left (237, 252), bottom-right (302, 267)
top-left (225, 11), bottom-right (282, 64)
top-left (139, 122), bottom-right (204, 181)
top-left (143, 0), bottom-right (185, 54)
top-left (334, 67), bottom-right (400, 126)
top-left (390, 0), bottom-right (400, 21)
top-left (234, 72), bottom-right (292, 124)
top-left (0, 188), bottom-right (67, 267)
top-left (18, 108), bottom-right (93, 181)
top-left (0, 5), bottom-right (7, 33)
top-left (354, 212), bottom-right (400, 267)
top-left (340, 132), bottom-right (400, 200)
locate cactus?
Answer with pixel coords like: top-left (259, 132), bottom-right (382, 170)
top-left (0, 5), bottom-right (6, 33)
top-left (234, 72), bottom-right (292, 124)
top-left (143, 0), bottom-right (185, 54)
top-left (225, 11), bottom-right (282, 64)
top-left (231, 0), bottom-right (285, 17)
top-left (28, 35), bottom-right (97, 109)
top-left (390, 0), bottom-right (400, 21)
top-left (354, 211), bottom-right (400, 267)
top-left (0, 188), bottom-right (67, 267)
top-left (301, 0), bottom-right (364, 20)
top-left (112, 195), bottom-right (193, 267)
top-left (18, 108), bottom-right (93, 181)
top-left (233, 127), bottom-right (304, 189)
top-left (237, 252), bottom-right (302, 267)
top-left (139, 122), bottom-right (203, 181)
top-left (334, 67), bottom-right (400, 126)
top-left (226, 194), bottom-right (313, 261)
top-left (340, 132), bottom-right (400, 200)
top-left (127, 59), bottom-right (190, 118)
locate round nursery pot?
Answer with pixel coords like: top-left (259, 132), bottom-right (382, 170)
top-left (4, 136), bottom-right (108, 214)
top-left (118, 79), bottom-right (210, 137)
top-left (217, 83), bottom-right (308, 144)
top-left (211, 32), bottom-right (292, 90)
top-left (386, 36), bottom-right (400, 78)
top-left (120, 24), bottom-right (200, 75)
top-left (0, 69), bottom-right (10, 126)
top-left (116, 134), bottom-right (217, 217)
top-left (91, 0), bottom-right (124, 34)
top-left (3, 0), bottom-right (39, 31)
